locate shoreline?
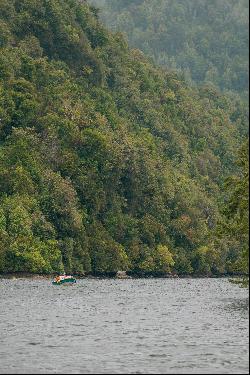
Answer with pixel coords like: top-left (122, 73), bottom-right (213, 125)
top-left (0, 272), bottom-right (247, 280)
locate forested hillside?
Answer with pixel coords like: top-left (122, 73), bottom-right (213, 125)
top-left (91, 0), bottom-right (249, 96)
top-left (0, 0), bottom-right (248, 276)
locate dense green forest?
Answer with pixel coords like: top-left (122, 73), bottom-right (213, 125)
top-left (218, 140), bottom-right (249, 278)
top-left (0, 0), bottom-right (248, 276)
top-left (91, 0), bottom-right (249, 96)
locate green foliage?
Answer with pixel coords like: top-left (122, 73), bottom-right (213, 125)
top-left (173, 249), bottom-right (193, 275)
top-left (216, 140), bottom-right (249, 280)
top-left (92, 0), bottom-right (249, 96)
top-left (88, 221), bottom-right (129, 273)
top-left (191, 245), bottom-right (225, 276)
top-left (152, 245), bottom-right (175, 273)
top-left (0, 0), bottom-right (248, 276)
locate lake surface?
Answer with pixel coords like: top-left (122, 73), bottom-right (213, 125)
top-left (0, 278), bottom-right (249, 374)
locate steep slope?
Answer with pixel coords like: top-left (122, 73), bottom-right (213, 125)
top-left (0, 0), bottom-right (248, 275)
top-left (92, 0), bottom-right (249, 96)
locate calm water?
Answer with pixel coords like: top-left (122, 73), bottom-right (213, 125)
top-left (0, 278), bottom-right (249, 374)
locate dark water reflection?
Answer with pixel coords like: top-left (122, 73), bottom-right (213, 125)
top-left (0, 278), bottom-right (249, 374)
top-left (224, 298), bottom-right (249, 315)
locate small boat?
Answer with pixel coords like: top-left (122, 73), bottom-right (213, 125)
top-left (52, 275), bottom-right (76, 285)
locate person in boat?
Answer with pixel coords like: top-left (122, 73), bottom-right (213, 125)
top-left (55, 275), bottom-right (61, 283)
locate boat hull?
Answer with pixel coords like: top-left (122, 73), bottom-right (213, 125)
top-left (52, 278), bottom-right (76, 285)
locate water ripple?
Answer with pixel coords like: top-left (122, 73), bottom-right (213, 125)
top-left (0, 278), bottom-right (248, 374)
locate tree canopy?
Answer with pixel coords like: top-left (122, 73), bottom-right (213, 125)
top-left (92, 0), bottom-right (249, 96)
